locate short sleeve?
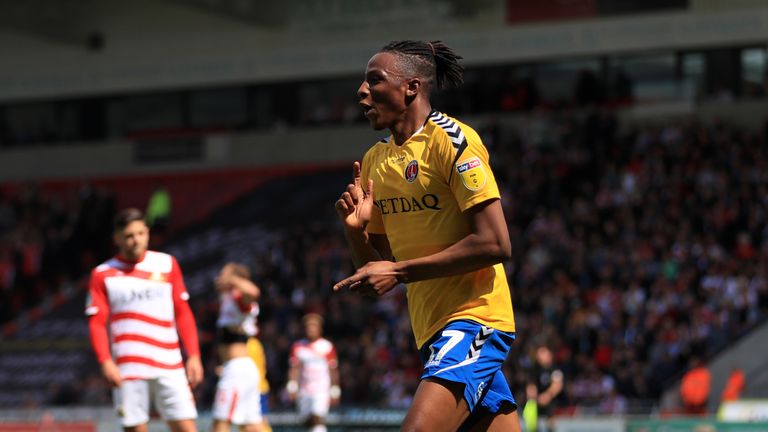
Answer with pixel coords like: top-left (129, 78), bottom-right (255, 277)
top-left (289, 343), bottom-right (300, 366)
top-left (326, 344), bottom-right (338, 368)
top-left (438, 127), bottom-right (501, 212)
top-left (86, 268), bottom-right (112, 363)
top-left (170, 256), bottom-right (190, 303)
top-left (85, 269), bottom-right (109, 317)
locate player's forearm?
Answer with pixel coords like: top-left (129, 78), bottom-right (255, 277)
top-left (330, 367), bottom-right (340, 387)
top-left (175, 303), bottom-right (200, 357)
top-left (232, 276), bottom-right (260, 302)
top-left (394, 232), bottom-right (510, 283)
top-left (287, 365), bottom-right (300, 394)
top-left (343, 226), bottom-right (383, 268)
top-left (288, 366), bottom-right (299, 383)
top-left (88, 316), bottom-right (112, 363)
top-left (547, 380), bottom-right (563, 398)
top-left (329, 367), bottom-right (341, 399)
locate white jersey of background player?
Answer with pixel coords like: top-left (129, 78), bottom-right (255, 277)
top-left (212, 262), bottom-right (263, 432)
top-left (287, 313), bottom-right (340, 432)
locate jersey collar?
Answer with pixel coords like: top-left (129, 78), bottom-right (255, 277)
top-left (115, 250), bottom-right (147, 265)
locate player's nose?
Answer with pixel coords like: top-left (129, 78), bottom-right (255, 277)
top-left (357, 81), bottom-right (369, 100)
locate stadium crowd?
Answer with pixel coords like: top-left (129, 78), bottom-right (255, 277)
top-left (2, 110), bottom-right (768, 417)
top-left (496, 110), bottom-right (768, 413)
top-left (0, 184), bottom-right (115, 325)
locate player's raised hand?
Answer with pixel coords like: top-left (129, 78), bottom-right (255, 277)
top-left (335, 161), bottom-right (375, 230)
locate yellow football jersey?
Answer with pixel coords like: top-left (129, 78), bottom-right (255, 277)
top-left (247, 337), bottom-right (270, 393)
top-left (361, 110), bottom-right (515, 348)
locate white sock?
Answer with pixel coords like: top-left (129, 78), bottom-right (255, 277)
top-left (310, 425), bottom-right (327, 432)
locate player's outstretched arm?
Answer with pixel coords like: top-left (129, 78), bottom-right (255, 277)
top-left (395, 198), bottom-right (511, 282)
top-left (336, 199), bottom-right (510, 295)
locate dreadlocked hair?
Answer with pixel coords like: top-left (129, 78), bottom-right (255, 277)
top-left (381, 40), bottom-right (464, 92)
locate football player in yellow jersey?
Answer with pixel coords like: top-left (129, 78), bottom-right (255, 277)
top-left (334, 40), bottom-right (520, 432)
top-left (246, 337), bottom-right (272, 432)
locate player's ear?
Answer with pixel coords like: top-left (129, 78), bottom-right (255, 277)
top-left (405, 77), bottom-right (421, 97)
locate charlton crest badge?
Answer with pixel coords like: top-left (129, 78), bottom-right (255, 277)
top-left (405, 160), bottom-right (419, 182)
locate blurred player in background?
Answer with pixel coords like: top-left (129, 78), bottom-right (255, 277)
top-left (247, 336), bottom-right (273, 432)
top-left (526, 345), bottom-right (564, 432)
top-left (86, 208), bottom-right (202, 432)
top-left (286, 313), bottom-right (340, 432)
top-left (212, 262), bottom-right (263, 432)
top-left (334, 40), bottom-right (519, 431)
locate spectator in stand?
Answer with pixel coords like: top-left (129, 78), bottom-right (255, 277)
top-left (85, 208), bottom-right (202, 432)
top-left (717, 366), bottom-right (746, 419)
top-left (505, 117), bottom-right (768, 414)
top-left (720, 366), bottom-right (745, 403)
top-left (679, 356), bottom-right (710, 415)
top-left (146, 184), bottom-right (172, 237)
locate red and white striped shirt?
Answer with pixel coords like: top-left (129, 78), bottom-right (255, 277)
top-left (289, 338), bottom-right (337, 395)
top-left (86, 250), bottom-right (199, 380)
top-left (217, 290), bottom-right (258, 337)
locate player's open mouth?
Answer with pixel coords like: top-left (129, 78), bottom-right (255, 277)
top-left (361, 104), bottom-right (374, 117)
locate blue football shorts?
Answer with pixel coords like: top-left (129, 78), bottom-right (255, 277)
top-left (419, 319), bottom-right (517, 415)
top-left (260, 392), bottom-right (269, 415)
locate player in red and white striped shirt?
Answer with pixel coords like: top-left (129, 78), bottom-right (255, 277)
top-left (211, 262), bottom-right (263, 432)
top-left (286, 313), bottom-right (340, 432)
top-left (86, 208), bottom-right (202, 432)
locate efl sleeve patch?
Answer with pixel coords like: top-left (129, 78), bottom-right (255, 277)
top-left (455, 156), bottom-right (487, 191)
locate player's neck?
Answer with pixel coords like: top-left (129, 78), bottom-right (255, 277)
top-left (117, 250), bottom-right (147, 263)
top-left (391, 104), bottom-right (432, 146)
